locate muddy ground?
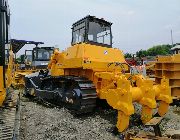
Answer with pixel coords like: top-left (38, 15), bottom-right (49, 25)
top-left (19, 97), bottom-right (180, 140)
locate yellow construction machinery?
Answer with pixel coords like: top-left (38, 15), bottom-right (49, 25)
top-left (25, 16), bottom-right (172, 132)
top-left (0, 1), bottom-right (20, 139)
top-left (0, 44), bottom-right (14, 105)
top-left (11, 39), bottom-right (54, 87)
top-left (146, 61), bottom-right (155, 77)
top-left (0, 0), bottom-right (11, 106)
top-left (155, 44), bottom-right (180, 101)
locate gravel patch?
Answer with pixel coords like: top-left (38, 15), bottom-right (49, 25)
top-left (160, 106), bottom-right (180, 133)
top-left (19, 98), bottom-right (180, 140)
top-left (20, 98), bottom-right (119, 140)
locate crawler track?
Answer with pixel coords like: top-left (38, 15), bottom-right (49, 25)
top-left (0, 91), bottom-right (20, 140)
top-left (25, 75), bottom-right (97, 114)
top-left (71, 77), bottom-right (97, 113)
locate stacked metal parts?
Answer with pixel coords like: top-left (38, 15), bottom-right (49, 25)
top-left (155, 45), bottom-right (180, 99)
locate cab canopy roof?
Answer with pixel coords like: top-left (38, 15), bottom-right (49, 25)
top-left (72, 15), bottom-right (112, 27)
top-left (10, 39), bottom-right (44, 53)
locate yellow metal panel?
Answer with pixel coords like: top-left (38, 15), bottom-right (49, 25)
top-left (63, 58), bottom-right (82, 68)
top-left (51, 43), bottom-right (127, 71)
top-left (65, 44), bottom-right (84, 59)
top-left (157, 54), bottom-right (180, 63)
top-left (83, 44), bottom-right (125, 63)
top-left (0, 89), bottom-right (6, 106)
top-left (155, 54), bottom-right (180, 98)
top-left (0, 66), bottom-right (5, 106)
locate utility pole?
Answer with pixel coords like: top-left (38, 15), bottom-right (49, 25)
top-left (171, 30), bottom-right (174, 47)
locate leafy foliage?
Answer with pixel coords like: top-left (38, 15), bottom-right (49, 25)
top-left (136, 49), bottom-right (147, 58)
top-left (147, 44), bottom-right (172, 56)
top-left (136, 44), bottom-right (172, 58)
top-left (124, 53), bottom-right (133, 58)
top-left (15, 55), bottom-right (24, 64)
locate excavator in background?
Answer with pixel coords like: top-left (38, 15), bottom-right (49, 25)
top-left (0, 0), bottom-right (20, 139)
top-left (25, 15), bottom-right (172, 132)
top-left (11, 39), bottom-right (54, 87)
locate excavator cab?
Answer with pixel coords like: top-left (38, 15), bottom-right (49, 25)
top-left (72, 15), bottom-right (112, 48)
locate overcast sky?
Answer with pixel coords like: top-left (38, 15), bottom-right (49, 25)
top-left (9, 0), bottom-right (180, 55)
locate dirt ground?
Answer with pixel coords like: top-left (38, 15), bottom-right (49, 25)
top-left (19, 97), bottom-right (180, 140)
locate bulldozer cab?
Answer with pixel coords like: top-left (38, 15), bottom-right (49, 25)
top-left (17, 46), bottom-right (54, 70)
top-left (32, 47), bottom-right (54, 61)
top-left (23, 47), bottom-right (54, 66)
top-left (22, 46), bottom-right (54, 69)
top-left (11, 39), bottom-right (44, 64)
top-left (19, 47), bottom-right (54, 70)
top-left (72, 15), bottom-right (112, 48)
top-left (10, 39), bottom-right (47, 69)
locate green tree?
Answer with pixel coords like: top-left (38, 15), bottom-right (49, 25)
top-left (124, 53), bottom-right (133, 58)
top-left (146, 44), bottom-right (172, 56)
top-left (136, 49), bottom-right (147, 58)
top-left (15, 55), bottom-right (24, 64)
top-left (136, 44), bottom-right (172, 57)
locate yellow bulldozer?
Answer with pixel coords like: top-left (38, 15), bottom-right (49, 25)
top-left (25, 15), bottom-right (172, 132)
top-left (10, 39), bottom-right (54, 88)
